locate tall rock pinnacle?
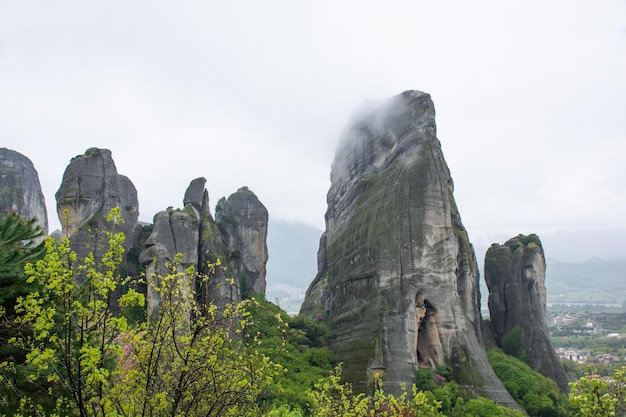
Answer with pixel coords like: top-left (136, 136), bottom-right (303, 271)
top-left (485, 234), bottom-right (570, 393)
top-left (301, 90), bottom-right (518, 407)
top-left (140, 179), bottom-right (269, 316)
top-left (0, 148), bottom-right (48, 238)
top-left (216, 187), bottom-right (269, 297)
top-left (55, 148), bottom-right (139, 256)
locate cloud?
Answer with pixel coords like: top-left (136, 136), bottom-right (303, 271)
top-left (0, 0), bottom-right (625, 261)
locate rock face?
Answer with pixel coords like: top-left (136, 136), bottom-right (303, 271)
top-left (216, 187), bottom-right (269, 297)
top-left (140, 179), bottom-right (268, 317)
top-left (301, 90), bottom-right (518, 407)
top-left (140, 207), bottom-right (203, 319)
top-left (0, 148), bottom-right (48, 238)
top-left (485, 234), bottom-right (569, 393)
top-left (55, 148), bottom-right (139, 257)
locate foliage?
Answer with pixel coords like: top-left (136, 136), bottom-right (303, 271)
top-left (550, 312), bottom-right (626, 334)
top-left (552, 333), bottom-right (626, 352)
top-left (569, 366), bottom-right (626, 417)
top-left (1, 208), bottom-right (138, 416)
top-left (265, 404), bottom-right (305, 417)
top-left (0, 213), bottom-right (47, 414)
top-left (415, 365), bottom-right (524, 417)
top-left (106, 256), bottom-right (282, 417)
top-left (0, 213), bottom-right (45, 307)
top-left (298, 363), bottom-right (525, 417)
top-left (1, 208), bottom-right (282, 417)
top-left (244, 297), bottom-right (335, 414)
top-left (455, 397), bottom-right (525, 417)
top-left (416, 365), bottom-right (452, 391)
top-left (11, 211), bottom-right (623, 417)
top-left (560, 357), bottom-right (626, 381)
top-left (288, 315), bottom-right (330, 348)
top-left (416, 367), bottom-right (462, 415)
top-left (306, 365), bottom-right (444, 417)
top-left (488, 349), bottom-right (570, 417)
top-left (500, 326), bottom-right (526, 361)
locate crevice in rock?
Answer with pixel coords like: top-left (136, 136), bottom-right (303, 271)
top-left (167, 209), bottom-right (178, 256)
top-left (415, 293), bottom-right (442, 369)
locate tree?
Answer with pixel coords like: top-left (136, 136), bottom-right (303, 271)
top-left (0, 212), bottom-right (45, 309)
top-left (0, 213), bottom-right (46, 413)
top-left (2, 208), bottom-right (281, 416)
top-left (454, 397), bottom-right (524, 417)
top-left (237, 297), bottom-right (335, 414)
top-left (501, 326), bottom-right (525, 361)
top-left (569, 366), bottom-right (626, 417)
top-left (414, 363), bottom-right (525, 417)
top-left (105, 255), bottom-right (283, 417)
top-left (2, 208), bottom-right (138, 416)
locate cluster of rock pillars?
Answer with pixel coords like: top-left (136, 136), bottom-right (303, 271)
top-left (0, 90), bottom-right (568, 410)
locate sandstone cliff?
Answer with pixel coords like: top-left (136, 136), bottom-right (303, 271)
top-left (55, 148), bottom-right (139, 256)
top-left (485, 234), bottom-right (570, 393)
top-left (140, 207), bottom-right (204, 319)
top-left (301, 90), bottom-right (518, 407)
top-left (216, 187), bottom-right (269, 297)
top-left (140, 179), bottom-right (268, 316)
top-left (0, 148), bottom-right (48, 238)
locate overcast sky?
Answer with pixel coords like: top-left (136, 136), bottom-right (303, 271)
top-left (1, 1), bottom-right (625, 263)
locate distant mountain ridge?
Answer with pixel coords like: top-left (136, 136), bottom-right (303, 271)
top-left (544, 257), bottom-right (626, 309)
top-left (546, 257), bottom-right (626, 292)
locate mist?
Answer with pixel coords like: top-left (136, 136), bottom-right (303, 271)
top-left (1, 1), bottom-right (625, 263)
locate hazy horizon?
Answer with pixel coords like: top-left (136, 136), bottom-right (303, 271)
top-left (2, 1), bottom-right (624, 263)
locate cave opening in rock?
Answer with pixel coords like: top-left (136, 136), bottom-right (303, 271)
top-left (415, 294), bottom-right (441, 369)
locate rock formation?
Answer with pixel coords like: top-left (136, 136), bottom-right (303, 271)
top-left (140, 179), bottom-right (268, 316)
top-left (140, 207), bottom-right (204, 319)
top-left (55, 148), bottom-right (139, 257)
top-left (53, 148), bottom-right (140, 314)
top-left (485, 234), bottom-right (569, 393)
top-left (0, 148), bottom-right (48, 238)
top-left (301, 90), bottom-right (518, 408)
top-left (216, 187), bottom-right (269, 297)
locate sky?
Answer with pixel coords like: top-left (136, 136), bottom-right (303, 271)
top-left (1, 1), bottom-right (625, 263)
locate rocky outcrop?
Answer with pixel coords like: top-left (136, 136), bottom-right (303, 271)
top-left (485, 234), bottom-right (569, 393)
top-left (54, 148), bottom-right (140, 314)
top-left (55, 148), bottom-right (139, 257)
top-left (215, 187), bottom-right (269, 297)
top-left (140, 208), bottom-right (203, 319)
top-left (0, 148), bottom-right (48, 238)
top-left (140, 179), bottom-right (268, 316)
top-left (301, 90), bottom-right (518, 408)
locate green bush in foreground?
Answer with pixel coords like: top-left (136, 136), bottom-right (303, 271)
top-left (1, 209), bottom-right (282, 417)
top-left (307, 365), bottom-right (444, 417)
top-left (569, 366), bottom-right (626, 417)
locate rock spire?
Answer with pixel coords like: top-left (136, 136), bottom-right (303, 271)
top-left (216, 187), bottom-right (269, 297)
top-left (55, 148), bottom-right (139, 256)
top-left (485, 234), bottom-right (570, 393)
top-left (301, 90), bottom-right (519, 408)
top-left (0, 148), bottom-right (48, 238)
top-left (140, 179), bottom-right (269, 316)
